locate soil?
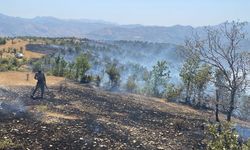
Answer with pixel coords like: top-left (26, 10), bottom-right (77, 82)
top-left (0, 81), bottom-right (208, 150)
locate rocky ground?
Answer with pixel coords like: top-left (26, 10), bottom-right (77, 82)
top-left (0, 81), bottom-right (209, 150)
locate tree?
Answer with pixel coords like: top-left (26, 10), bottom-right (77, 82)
top-left (214, 70), bottom-right (223, 122)
top-left (145, 61), bottom-right (170, 97)
top-left (239, 95), bottom-right (250, 120)
top-left (185, 21), bottom-right (250, 121)
top-left (0, 50), bottom-right (3, 59)
top-left (52, 56), bottom-right (61, 76)
top-left (74, 53), bottom-right (91, 82)
top-left (59, 59), bottom-right (67, 76)
top-left (193, 64), bottom-right (211, 107)
top-left (65, 62), bottom-right (75, 79)
top-left (106, 62), bottom-right (120, 89)
top-left (180, 56), bottom-right (200, 104)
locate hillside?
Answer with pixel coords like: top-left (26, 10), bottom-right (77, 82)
top-left (0, 73), bottom-right (210, 149)
top-left (0, 39), bottom-right (44, 59)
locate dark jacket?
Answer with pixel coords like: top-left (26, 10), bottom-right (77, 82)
top-left (34, 72), bottom-right (46, 85)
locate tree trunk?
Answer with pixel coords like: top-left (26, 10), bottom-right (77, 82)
top-left (196, 90), bottom-right (202, 108)
top-left (215, 89), bottom-right (220, 122)
top-left (185, 82), bottom-right (191, 104)
top-left (227, 89), bottom-right (236, 122)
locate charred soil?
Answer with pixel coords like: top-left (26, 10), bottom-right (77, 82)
top-left (0, 82), bottom-right (207, 150)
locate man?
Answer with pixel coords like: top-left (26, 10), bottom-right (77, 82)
top-left (31, 70), bottom-right (47, 99)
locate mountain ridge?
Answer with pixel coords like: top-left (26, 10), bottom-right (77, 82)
top-left (0, 13), bottom-right (250, 45)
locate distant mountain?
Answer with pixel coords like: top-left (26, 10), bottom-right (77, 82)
top-left (0, 13), bottom-right (250, 45)
top-left (86, 25), bottom-right (194, 44)
top-left (0, 14), bottom-right (116, 37)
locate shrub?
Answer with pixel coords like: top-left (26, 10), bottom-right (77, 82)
top-left (207, 123), bottom-right (250, 150)
top-left (126, 76), bottom-right (137, 93)
top-left (0, 38), bottom-right (6, 45)
top-left (0, 138), bottom-right (21, 149)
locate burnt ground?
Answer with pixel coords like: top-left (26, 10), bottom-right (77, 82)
top-left (25, 44), bottom-right (61, 55)
top-left (0, 82), bottom-right (208, 150)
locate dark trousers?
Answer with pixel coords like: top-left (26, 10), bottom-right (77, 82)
top-left (32, 83), bottom-right (45, 98)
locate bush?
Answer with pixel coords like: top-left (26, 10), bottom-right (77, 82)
top-left (126, 76), bottom-right (137, 93)
top-left (207, 123), bottom-right (250, 150)
top-left (32, 61), bottom-right (43, 72)
top-left (164, 84), bottom-right (182, 101)
top-left (0, 38), bottom-right (6, 45)
top-left (80, 75), bottom-right (93, 83)
top-left (0, 138), bottom-right (21, 149)
top-left (0, 57), bottom-right (22, 71)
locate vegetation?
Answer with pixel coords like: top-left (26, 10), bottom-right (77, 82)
top-left (0, 57), bottom-right (26, 71)
top-left (0, 38), bottom-right (6, 45)
top-left (164, 83), bottom-right (182, 101)
top-left (0, 138), bottom-right (21, 149)
top-left (184, 21), bottom-right (250, 121)
top-left (75, 54), bottom-right (91, 83)
top-left (106, 62), bottom-right (121, 89)
top-left (0, 29), bottom-right (249, 149)
top-left (207, 123), bottom-right (250, 150)
top-left (144, 61), bottom-right (170, 97)
top-left (240, 96), bottom-right (250, 120)
top-left (180, 55), bottom-right (200, 104)
top-left (126, 76), bottom-right (137, 93)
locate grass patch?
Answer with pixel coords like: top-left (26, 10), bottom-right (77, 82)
top-left (35, 105), bottom-right (49, 112)
top-left (0, 138), bottom-right (21, 149)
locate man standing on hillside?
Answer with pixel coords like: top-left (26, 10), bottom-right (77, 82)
top-left (31, 70), bottom-right (47, 99)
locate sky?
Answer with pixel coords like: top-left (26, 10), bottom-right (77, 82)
top-left (0, 0), bottom-right (250, 27)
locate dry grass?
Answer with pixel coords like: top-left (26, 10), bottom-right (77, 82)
top-left (45, 112), bottom-right (79, 120)
top-left (0, 138), bottom-right (21, 149)
top-left (0, 71), bottom-right (65, 87)
top-left (31, 104), bottom-right (79, 124)
top-left (0, 39), bottom-right (44, 59)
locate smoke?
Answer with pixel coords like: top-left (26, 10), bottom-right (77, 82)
top-left (235, 124), bottom-right (250, 141)
top-left (0, 87), bottom-right (27, 119)
top-left (50, 40), bottom-right (184, 91)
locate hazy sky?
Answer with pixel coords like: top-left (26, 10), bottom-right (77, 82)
top-left (1, 0), bottom-right (250, 26)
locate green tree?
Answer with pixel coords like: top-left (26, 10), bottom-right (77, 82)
top-left (52, 56), bottom-right (61, 76)
top-left (59, 58), bottom-right (67, 76)
top-left (0, 50), bottom-right (3, 59)
top-left (106, 63), bottom-right (120, 89)
top-left (193, 64), bottom-right (211, 107)
top-left (145, 61), bottom-right (170, 97)
top-left (74, 53), bottom-right (91, 82)
top-left (65, 62), bottom-right (75, 79)
top-left (180, 56), bottom-right (200, 104)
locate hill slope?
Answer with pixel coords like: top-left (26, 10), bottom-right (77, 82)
top-left (0, 79), bottom-right (207, 149)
